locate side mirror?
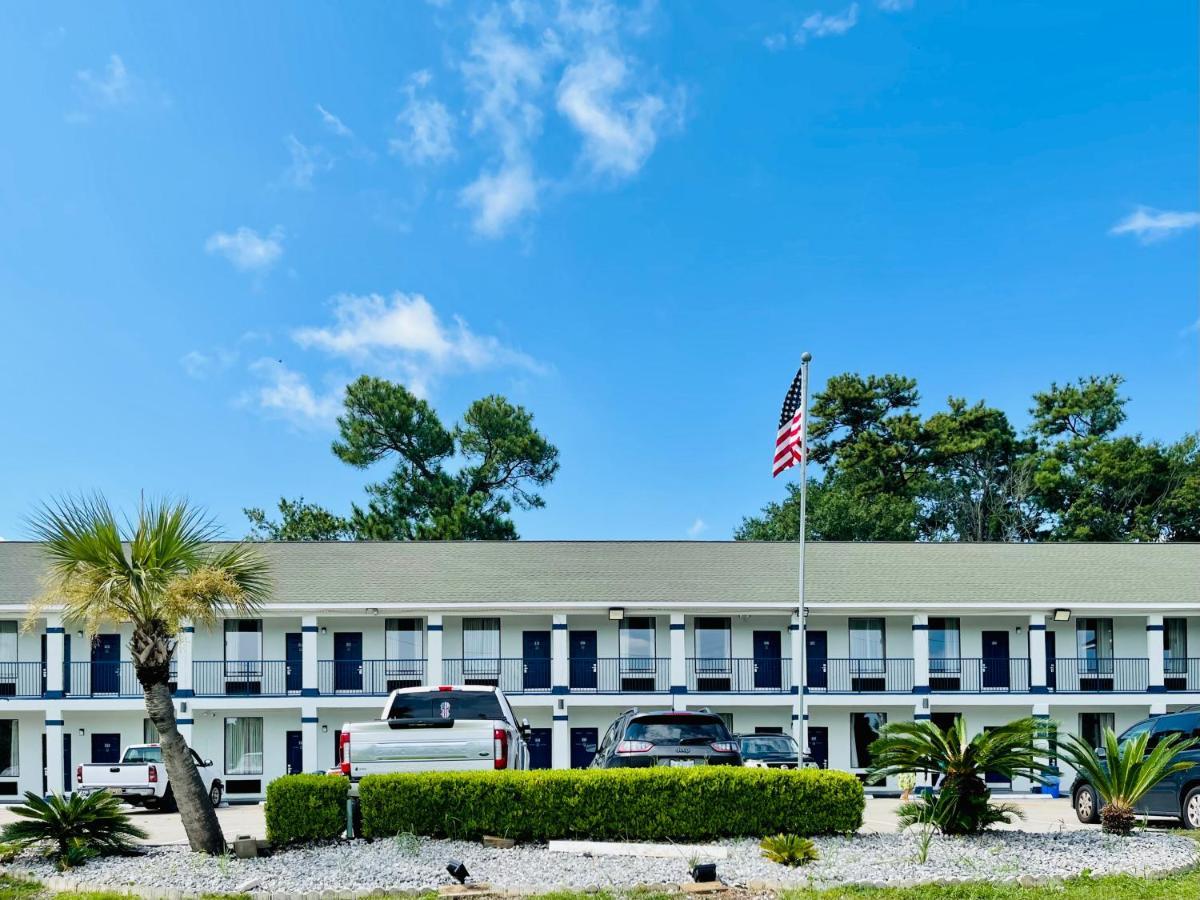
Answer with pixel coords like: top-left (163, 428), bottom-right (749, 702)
top-left (1094, 747), bottom-right (1106, 760)
top-left (203, 759), bottom-right (213, 768)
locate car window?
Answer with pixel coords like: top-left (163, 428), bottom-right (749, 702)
top-left (386, 690), bottom-right (505, 720)
top-left (1117, 720), bottom-right (1153, 745)
top-left (122, 746), bottom-right (163, 763)
top-left (1149, 714), bottom-right (1200, 748)
top-left (740, 735), bottom-right (797, 756)
top-left (625, 715), bottom-right (731, 745)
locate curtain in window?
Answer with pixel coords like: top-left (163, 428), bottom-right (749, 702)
top-left (694, 617), bottom-right (731, 673)
top-left (1076, 618), bottom-right (1113, 674)
top-left (1078, 712), bottom-right (1114, 749)
top-left (928, 618), bottom-right (960, 674)
top-left (1165, 618), bottom-right (1188, 676)
top-left (849, 618), bottom-right (885, 675)
top-left (850, 712), bottom-right (886, 769)
top-left (385, 619), bottom-right (424, 675)
top-left (0, 622), bottom-right (16, 688)
top-left (224, 717), bottom-right (263, 774)
top-left (0, 721), bottom-right (18, 777)
top-left (462, 618), bottom-right (500, 676)
top-left (224, 620), bottom-right (263, 679)
top-left (620, 617), bottom-right (656, 672)
top-left (143, 718), bottom-right (160, 744)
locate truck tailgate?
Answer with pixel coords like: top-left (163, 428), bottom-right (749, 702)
top-left (80, 764), bottom-right (153, 787)
top-left (349, 721), bottom-right (496, 776)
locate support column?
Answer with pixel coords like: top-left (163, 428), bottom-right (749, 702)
top-left (302, 702), bottom-right (319, 773)
top-left (551, 614), bottom-right (569, 694)
top-left (302, 615), bottom-right (319, 697)
top-left (1150, 699), bottom-right (1168, 717)
top-left (1148, 614), bottom-right (1165, 693)
top-left (176, 700), bottom-right (193, 748)
top-left (1028, 614), bottom-right (1047, 692)
top-left (426, 614), bottom-right (443, 684)
top-left (912, 614), bottom-right (929, 694)
top-left (45, 707), bottom-right (64, 796)
top-left (670, 613), bottom-right (686, 708)
top-left (175, 621), bottom-right (194, 698)
top-left (552, 698), bottom-right (570, 770)
top-left (44, 613), bottom-right (65, 699)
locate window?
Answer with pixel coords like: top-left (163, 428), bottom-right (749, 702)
top-left (386, 619), bottom-right (424, 678)
top-left (386, 690), bottom-right (505, 721)
top-left (1165, 618), bottom-right (1188, 676)
top-left (1079, 712), bottom-right (1115, 750)
top-left (928, 618), bottom-right (960, 674)
top-left (123, 746), bottom-right (163, 764)
top-left (224, 620), bottom-right (263, 679)
top-left (694, 617), bottom-right (731, 673)
top-left (224, 717), bottom-right (263, 775)
top-left (143, 718), bottom-right (160, 744)
top-left (0, 721), bottom-right (17, 776)
top-left (462, 617), bottom-right (500, 677)
top-left (850, 712), bottom-right (886, 769)
top-left (619, 617), bottom-right (656, 672)
top-left (0, 622), bottom-right (16, 662)
top-left (849, 619), bottom-right (885, 658)
top-left (1076, 618), bottom-right (1113, 660)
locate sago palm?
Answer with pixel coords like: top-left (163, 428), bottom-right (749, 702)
top-left (0, 790), bottom-right (147, 869)
top-left (1059, 727), bottom-right (1199, 835)
top-left (29, 495), bottom-right (271, 854)
top-left (867, 716), bottom-right (1054, 835)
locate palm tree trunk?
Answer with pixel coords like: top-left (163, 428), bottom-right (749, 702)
top-left (143, 679), bottom-right (227, 854)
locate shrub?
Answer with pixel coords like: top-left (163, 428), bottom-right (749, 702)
top-left (0, 791), bottom-right (146, 870)
top-left (759, 834), bottom-right (819, 867)
top-left (265, 774), bottom-right (349, 844)
top-left (358, 767), bottom-right (863, 841)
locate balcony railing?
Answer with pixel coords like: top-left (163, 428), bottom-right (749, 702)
top-left (685, 658), bottom-right (791, 693)
top-left (567, 657), bottom-right (671, 693)
top-left (443, 658), bottom-right (554, 694)
top-left (929, 658), bottom-right (1031, 693)
top-left (66, 660), bottom-right (175, 698)
top-left (193, 660), bottom-right (299, 697)
top-left (318, 659), bottom-right (425, 695)
top-left (806, 658), bottom-right (914, 693)
top-left (0, 662), bottom-right (47, 698)
top-left (1048, 657), bottom-right (1149, 693)
top-left (1165, 659), bottom-right (1200, 692)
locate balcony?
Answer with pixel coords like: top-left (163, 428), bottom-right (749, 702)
top-left (443, 658), bottom-right (554, 694)
top-left (567, 658), bottom-right (671, 693)
top-left (318, 659), bottom-right (425, 696)
top-left (1165, 659), bottom-right (1200, 692)
top-left (66, 661), bottom-right (175, 698)
top-left (929, 658), bottom-right (1031, 693)
top-left (685, 658), bottom-right (791, 693)
top-left (0, 662), bottom-right (48, 699)
top-left (806, 658), bottom-right (915, 693)
top-left (193, 661), bottom-right (299, 697)
top-left (1048, 658), bottom-right (1150, 693)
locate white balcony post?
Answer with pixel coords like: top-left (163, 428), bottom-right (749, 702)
top-left (45, 707), bottom-right (64, 796)
top-left (1028, 613), bottom-right (1047, 693)
top-left (302, 703), bottom-right (319, 773)
top-left (175, 700), bottom-right (193, 747)
top-left (552, 699), bottom-right (570, 770)
top-left (426, 614), bottom-right (443, 685)
top-left (1147, 614), bottom-right (1165, 694)
top-left (790, 615), bottom-right (803, 694)
top-left (669, 613), bottom-right (686, 707)
top-left (175, 620), bottom-right (194, 698)
top-left (302, 615), bottom-right (319, 697)
top-left (912, 613), bottom-right (929, 695)
top-left (551, 614), bottom-right (569, 694)
top-left (44, 613), bottom-right (65, 699)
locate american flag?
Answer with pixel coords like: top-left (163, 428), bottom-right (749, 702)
top-left (773, 366), bottom-right (806, 477)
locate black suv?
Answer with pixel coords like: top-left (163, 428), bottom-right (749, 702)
top-left (590, 709), bottom-right (742, 768)
top-left (1069, 710), bottom-right (1200, 829)
top-left (736, 732), bottom-right (815, 769)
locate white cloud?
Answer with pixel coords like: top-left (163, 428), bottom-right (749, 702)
top-left (316, 103), bottom-right (353, 138)
top-left (75, 54), bottom-right (133, 107)
top-left (247, 359), bottom-right (343, 427)
top-left (459, 163), bottom-right (539, 237)
top-left (1110, 206), bottom-right (1200, 244)
top-left (877, 0), bottom-right (913, 10)
top-left (391, 97), bottom-right (456, 164)
top-left (181, 348), bottom-right (238, 379)
top-left (556, 47), bottom-right (674, 178)
top-left (763, 33), bottom-right (789, 51)
top-left (800, 4), bottom-right (860, 40)
top-left (204, 226), bottom-right (284, 272)
top-left (282, 134), bottom-right (332, 189)
top-left (687, 518), bottom-right (707, 537)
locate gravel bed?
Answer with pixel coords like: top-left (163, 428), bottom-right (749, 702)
top-left (8, 830), bottom-right (1197, 894)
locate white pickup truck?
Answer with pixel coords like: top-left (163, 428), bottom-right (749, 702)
top-left (338, 685), bottom-right (531, 780)
top-left (77, 743), bottom-right (224, 811)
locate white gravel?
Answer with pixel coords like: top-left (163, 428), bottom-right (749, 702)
top-left (7, 830), bottom-right (1197, 894)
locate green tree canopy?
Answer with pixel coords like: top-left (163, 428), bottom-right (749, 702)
top-left (245, 376), bottom-right (560, 541)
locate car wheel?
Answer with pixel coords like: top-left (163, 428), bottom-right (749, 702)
top-left (1074, 785), bottom-right (1099, 824)
top-left (210, 782), bottom-right (223, 808)
top-left (1182, 787), bottom-right (1200, 830)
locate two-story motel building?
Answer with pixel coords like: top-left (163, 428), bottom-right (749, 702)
top-left (0, 540), bottom-right (1196, 802)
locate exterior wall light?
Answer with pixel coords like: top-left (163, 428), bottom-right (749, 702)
top-left (608, 608), bottom-right (625, 621)
top-left (1053, 609), bottom-right (1071, 622)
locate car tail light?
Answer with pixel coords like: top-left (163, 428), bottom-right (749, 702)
top-left (615, 740), bottom-right (654, 754)
top-left (709, 741), bottom-right (739, 754)
top-left (339, 731), bottom-right (351, 776)
top-left (494, 728), bottom-right (509, 770)
top-left (75, 765), bottom-right (82, 785)
top-left (147, 765), bottom-right (158, 783)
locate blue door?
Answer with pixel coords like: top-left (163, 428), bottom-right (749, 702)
top-left (753, 631), bottom-right (782, 690)
top-left (63, 733), bottom-right (72, 793)
top-left (982, 631), bottom-right (1010, 690)
top-left (334, 633), bottom-right (363, 692)
top-left (285, 634), bottom-right (303, 694)
top-left (285, 730), bottom-right (304, 775)
top-left (570, 727), bottom-right (598, 769)
top-left (527, 727), bottom-right (552, 769)
top-left (569, 631), bottom-right (597, 690)
top-left (91, 733), bottom-right (121, 764)
top-left (91, 634), bottom-right (120, 695)
top-left (807, 726), bottom-right (829, 769)
top-left (523, 631), bottom-right (550, 691)
top-left (806, 631), bottom-right (827, 690)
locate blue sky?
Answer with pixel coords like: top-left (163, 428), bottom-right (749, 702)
top-left (0, 1), bottom-right (1196, 541)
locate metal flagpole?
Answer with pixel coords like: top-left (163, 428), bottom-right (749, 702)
top-left (797, 351), bottom-right (812, 767)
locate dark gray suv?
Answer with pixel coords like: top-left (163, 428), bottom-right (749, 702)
top-left (590, 709), bottom-right (742, 768)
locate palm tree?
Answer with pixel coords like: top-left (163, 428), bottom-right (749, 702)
top-left (867, 716), bottom-right (1054, 835)
top-left (29, 495), bottom-right (271, 855)
top-left (1059, 727), bottom-right (1199, 834)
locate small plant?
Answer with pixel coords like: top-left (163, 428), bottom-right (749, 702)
top-left (395, 831), bottom-right (420, 856)
top-left (759, 834), bottom-right (820, 867)
top-left (0, 841), bottom-right (22, 864)
top-left (897, 772), bottom-right (917, 801)
top-left (0, 791), bottom-right (146, 870)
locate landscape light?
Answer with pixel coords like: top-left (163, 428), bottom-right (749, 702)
top-left (446, 860), bottom-right (469, 884)
top-left (690, 863), bottom-right (717, 883)
top-left (1053, 609), bottom-right (1071, 622)
top-left (608, 607), bottom-right (625, 621)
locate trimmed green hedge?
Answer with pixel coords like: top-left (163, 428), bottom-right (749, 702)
top-left (265, 774), bottom-right (349, 844)
top-left (359, 767), bottom-right (864, 841)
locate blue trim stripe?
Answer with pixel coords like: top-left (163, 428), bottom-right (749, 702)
top-left (177, 718), bottom-right (194, 725)
top-left (45, 690), bottom-right (64, 699)
top-left (182, 626), bottom-right (195, 634)
top-left (301, 625), bottom-right (319, 633)
top-left (912, 686), bottom-right (931, 694)
top-left (1149, 685), bottom-right (1167, 693)
top-left (46, 719), bottom-right (64, 727)
top-left (552, 623), bottom-right (568, 631)
top-left (914, 713), bottom-right (931, 720)
top-left (301, 716), bottom-right (319, 723)
top-left (790, 685), bottom-right (799, 695)
top-left (670, 623), bottom-right (685, 631)
top-left (802, 713), bottom-right (809, 721)
top-left (174, 689), bottom-right (194, 698)
top-left (911, 624), bottom-right (928, 631)
top-left (1029, 623), bottom-right (1046, 631)
top-left (301, 688), bottom-right (319, 697)
top-left (1146, 624), bottom-right (1164, 632)
top-left (551, 686), bottom-right (569, 695)
top-left (427, 624), bottom-right (443, 632)
top-left (553, 714), bottom-right (569, 722)
top-left (45, 627), bottom-right (65, 634)
top-left (788, 624), bottom-right (799, 631)
top-left (1033, 714), bottom-right (1052, 719)
top-left (791, 713), bottom-right (800, 721)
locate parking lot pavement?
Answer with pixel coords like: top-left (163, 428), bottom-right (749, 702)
top-left (0, 802), bottom-right (268, 845)
top-left (860, 796), bottom-right (1085, 834)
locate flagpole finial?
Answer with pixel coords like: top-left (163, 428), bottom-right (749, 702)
top-left (801, 351), bottom-right (812, 363)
